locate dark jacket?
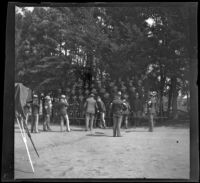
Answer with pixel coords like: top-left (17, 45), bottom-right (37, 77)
top-left (97, 100), bottom-right (106, 113)
top-left (110, 97), bottom-right (127, 116)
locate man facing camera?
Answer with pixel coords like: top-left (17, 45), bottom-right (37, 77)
top-left (109, 91), bottom-right (127, 137)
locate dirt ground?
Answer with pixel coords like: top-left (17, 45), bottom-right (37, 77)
top-left (14, 123), bottom-right (189, 179)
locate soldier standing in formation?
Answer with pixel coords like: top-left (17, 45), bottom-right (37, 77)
top-left (109, 91), bottom-right (127, 137)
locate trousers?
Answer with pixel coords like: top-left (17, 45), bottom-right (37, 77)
top-left (85, 113), bottom-right (95, 131)
top-left (60, 114), bottom-right (70, 132)
top-left (148, 113), bottom-right (155, 132)
top-left (43, 114), bottom-right (51, 131)
top-left (113, 114), bottom-right (123, 137)
top-left (31, 114), bottom-right (39, 133)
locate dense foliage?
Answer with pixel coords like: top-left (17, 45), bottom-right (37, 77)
top-left (15, 4), bottom-right (195, 118)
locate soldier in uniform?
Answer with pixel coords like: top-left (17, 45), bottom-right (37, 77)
top-left (31, 94), bottom-right (40, 133)
top-left (58, 95), bottom-right (71, 132)
top-left (109, 91), bottom-right (127, 137)
top-left (84, 93), bottom-right (98, 131)
top-left (43, 95), bottom-right (52, 131)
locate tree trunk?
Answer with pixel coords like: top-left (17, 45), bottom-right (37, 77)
top-left (171, 77), bottom-right (178, 119)
top-left (167, 82), bottom-right (172, 118)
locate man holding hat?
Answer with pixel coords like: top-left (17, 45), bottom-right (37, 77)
top-left (31, 94), bottom-right (40, 133)
top-left (43, 95), bottom-right (52, 131)
top-left (109, 91), bottom-right (127, 137)
top-left (58, 95), bottom-right (71, 132)
top-left (84, 93), bottom-right (98, 131)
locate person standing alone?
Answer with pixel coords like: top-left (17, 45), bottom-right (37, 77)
top-left (109, 91), bottom-right (127, 137)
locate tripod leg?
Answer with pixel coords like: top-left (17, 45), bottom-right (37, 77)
top-left (16, 117), bottom-right (35, 173)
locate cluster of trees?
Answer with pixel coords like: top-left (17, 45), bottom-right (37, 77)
top-left (15, 4), bottom-right (194, 118)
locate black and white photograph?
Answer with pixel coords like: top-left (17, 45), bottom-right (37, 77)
top-left (8, 2), bottom-right (198, 180)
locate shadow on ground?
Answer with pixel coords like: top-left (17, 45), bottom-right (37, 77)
top-left (86, 132), bottom-right (112, 137)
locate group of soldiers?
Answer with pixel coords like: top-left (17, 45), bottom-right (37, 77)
top-left (24, 87), bottom-right (157, 137)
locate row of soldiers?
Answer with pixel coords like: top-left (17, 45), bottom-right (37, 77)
top-left (24, 90), bottom-right (157, 136)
